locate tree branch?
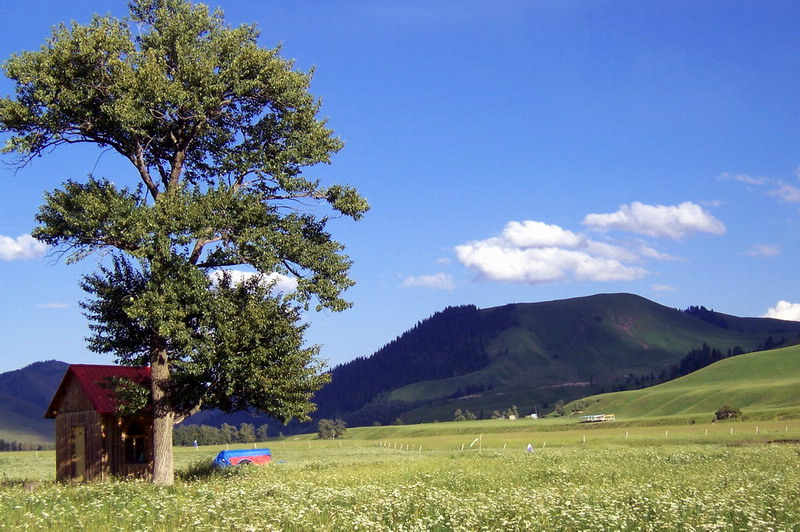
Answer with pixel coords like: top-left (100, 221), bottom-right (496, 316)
top-left (173, 400), bottom-right (203, 425)
top-left (130, 143), bottom-right (160, 199)
top-left (188, 235), bottom-right (223, 265)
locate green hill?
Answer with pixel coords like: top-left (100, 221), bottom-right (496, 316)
top-left (565, 344), bottom-right (800, 420)
top-left (310, 293), bottom-right (800, 426)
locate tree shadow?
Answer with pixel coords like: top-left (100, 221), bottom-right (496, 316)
top-left (175, 458), bottom-right (220, 481)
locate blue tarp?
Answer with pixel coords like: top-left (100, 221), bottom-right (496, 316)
top-left (213, 448), bottom-right (272, 467)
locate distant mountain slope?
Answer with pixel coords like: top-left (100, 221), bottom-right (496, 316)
top-left (567, 343), bottom-right (800, 419)
top-left (313, 293), bottom-right (800, 425)
top-left (6, 294), bottom-right (800, 437)
top-left (0, 360), bottom-right (67, 442)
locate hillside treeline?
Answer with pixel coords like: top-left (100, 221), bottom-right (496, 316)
top-left (173, 423), bottom-right (269, 446)
top-left (313, 305), bottom-right (512, 418)
top-left (684, 305), bottom-right (800, 335)
top-left (0, 439), bottom-right (53, 451)
top-left (623, 336), bottom-right (789, 390)
top-left (666, 337), bottom-right (786, 380)
top-left (667, 343), bottom-right (740, 380)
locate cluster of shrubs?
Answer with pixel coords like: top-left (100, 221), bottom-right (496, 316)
top-left (0, 439), bottom-right (53, 452)
top-left (453, 405), bottom-right (521, 421)
top-left (714, 405), bottom-right (743, 421)
top-left (317, 418), bottom-right (347, 439)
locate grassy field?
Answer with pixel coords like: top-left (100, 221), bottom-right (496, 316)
top-left (2, 417), bottom-right (800, 530)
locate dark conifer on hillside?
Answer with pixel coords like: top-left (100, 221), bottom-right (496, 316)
top-left (313, 305), bottom-right (506, 419)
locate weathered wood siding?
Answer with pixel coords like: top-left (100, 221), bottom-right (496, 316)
top-left (55, 410), bottom-right (105, 481)
top-left (52, 374), bottom-right (104, 481)
top-left (53, 373), bottom-right (95, 413)
top-left (105, 415), bottom-right (154, 479)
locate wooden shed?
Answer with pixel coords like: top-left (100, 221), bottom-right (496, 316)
top-left (44, 364), bottom-right (153, 482)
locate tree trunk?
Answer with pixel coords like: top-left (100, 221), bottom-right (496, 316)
top-left (150, 342), bottom-right (174, 486)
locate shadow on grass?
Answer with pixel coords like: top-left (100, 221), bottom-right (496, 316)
top-left (0, 474), bottom-right (50, 490)
top-left (176, 457), bottom-right (259, 482)
top-left (176, 458), bottom-right (221, 481)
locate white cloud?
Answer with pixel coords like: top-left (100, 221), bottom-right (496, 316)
top-left (745, 244), bottom-right (781, 257)
top-left (585, 240), bottom-right (640, 263)
top-left (501, 221), bottom-right (585, 249)
top-left (455, 221), bottom-right (647, 285)
top-left (767, 182), bottom-right (800, 203)
top-left (719, 172), bottom-right (768, 186)
top-left (572, 252), bottom-right (647, 282)
top-left (36, 303), bottom-right (69, 309)
top-left (583, 202), bottom-right (726, 239)
top-left (652, 284), bottom-right (676, 292)
top-left (637, 244), bottom-right (681, 261)
top-left (402, 273), bottom-right (455, 290)
top-left (724, 167), bottom-right (800, 204)
top-left (208, 269), bottom-right (297, 294)
top-left (763, 300), bottom-right (800, 322)
top-left (0, 234), bottom-right (48, 261)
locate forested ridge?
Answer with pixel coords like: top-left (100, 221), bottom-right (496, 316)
top-left (313, 305), bottom-right (510, 418)
top-left (683, 305), bottom-right (800, 334)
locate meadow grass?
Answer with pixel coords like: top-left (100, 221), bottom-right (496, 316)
top-left (576, 345), bottom-right (800, 420)
top-left (2, 418), bottom-right (800, 530)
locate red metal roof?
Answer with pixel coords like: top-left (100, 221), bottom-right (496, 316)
top-left (45, 364), bottom-right (151, 418)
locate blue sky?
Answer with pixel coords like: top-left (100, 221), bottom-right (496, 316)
top-left (2, 0), bottom-right (800, 374)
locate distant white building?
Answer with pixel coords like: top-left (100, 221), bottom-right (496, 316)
top-left (579, 414), bottom-right (616, 423)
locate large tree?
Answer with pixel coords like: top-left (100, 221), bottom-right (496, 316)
top-left (0, 0), bottom-right (368, 485)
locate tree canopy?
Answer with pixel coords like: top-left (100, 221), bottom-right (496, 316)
top-left (0, 0), bottom-right (368, 484)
